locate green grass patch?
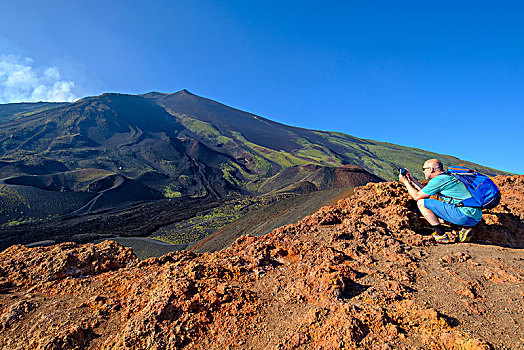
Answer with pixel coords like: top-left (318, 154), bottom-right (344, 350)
top-left (6, 215), bottom-right (58, 227)
top-left (233, 132), bottom-right (313, 168)
top-left (294, 146), bottom-right (342, 166)
top-left (154, 197), bottom-right (266, 244)
top-left (162, 183), bottom-right (182, 198)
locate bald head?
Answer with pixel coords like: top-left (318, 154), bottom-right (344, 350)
top-left (423, 159), bottom-right (443, 180)
top-left (424, 159), bottom-right (443, 171)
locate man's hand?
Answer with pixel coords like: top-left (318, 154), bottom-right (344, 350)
top-left (399, 173), bottom-right (409, 185)
top-left (399, 169), bottom-right (419, 188)
top-left (399, 168), bottom-right (412, 185)
top-left (399, 168), bottom-right (430, 201)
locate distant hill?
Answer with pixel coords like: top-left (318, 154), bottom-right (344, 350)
top-left (0, 93), bottom-right (239, 200)
top-left (258, 164), bottom-right (383, 193)
top-left (0, 169), bottom-right (163, 225)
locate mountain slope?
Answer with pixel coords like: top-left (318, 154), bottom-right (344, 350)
top-left (0, 93), bottom-right (242, 199)
top-left (0, 102), bottom-right (69, 124)
top-left (143, 89), bottom-right (511, 182)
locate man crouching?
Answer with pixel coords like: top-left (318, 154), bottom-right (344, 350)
top-left (399, 159), bottom-right (482, 243)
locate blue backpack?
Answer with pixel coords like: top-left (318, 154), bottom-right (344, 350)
top-left (443, 165), bottom-right (501, 209)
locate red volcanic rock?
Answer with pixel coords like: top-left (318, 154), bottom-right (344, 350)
top-left (473, 176), bottom-right (524, 247)
top-left (0, 299), bottom-right (38, 331)
top-left (0, 240), bottom-right (137, 288)
top-left (0, 176), bottom-right (522, 349)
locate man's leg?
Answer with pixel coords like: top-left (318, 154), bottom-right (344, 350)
top-left (416, 199), bottom-right (441, 225)
top-left (423, 199), bottom-right (481, 227)
top-left (417, 199), bottom-right (447, 238)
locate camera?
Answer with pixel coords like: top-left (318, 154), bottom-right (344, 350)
top-left (399, 168), bottom-right (406, 176)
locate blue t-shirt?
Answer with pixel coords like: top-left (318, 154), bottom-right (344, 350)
top-left (422, 173), bottom-right (482, 220)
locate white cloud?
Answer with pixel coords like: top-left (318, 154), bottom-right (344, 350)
top-left (0, 54), bottom-right (79, 103)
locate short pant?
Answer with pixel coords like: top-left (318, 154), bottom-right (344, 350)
top-left (423, 199), bottom-right (480, 227)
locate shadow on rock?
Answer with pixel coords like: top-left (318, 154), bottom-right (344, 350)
top-left (474, 212), bottom-right (524, 248)
top-left (470, 176), bottom-right (524, 248)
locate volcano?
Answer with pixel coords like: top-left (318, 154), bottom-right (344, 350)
top-left (0, 90), bottom-right (512, 249)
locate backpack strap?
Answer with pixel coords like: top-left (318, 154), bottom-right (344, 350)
top-left (435, 172), bottom-right (464, 206)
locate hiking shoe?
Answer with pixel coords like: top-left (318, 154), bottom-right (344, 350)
top-left (432, 232), bottom-right (451, 244)
top-left (458, 228), bottom-right (474, 242)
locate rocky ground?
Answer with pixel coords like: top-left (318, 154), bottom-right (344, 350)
top-left (0, 176), bottom-right (522, 349)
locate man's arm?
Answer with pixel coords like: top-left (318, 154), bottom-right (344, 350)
top-left (399, 174), bottom-right (430, 201)
top-left (405, 170), bottom-right (424, 190)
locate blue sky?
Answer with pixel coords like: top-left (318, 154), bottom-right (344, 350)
top-left (0, 0), bottom-right (522, 174)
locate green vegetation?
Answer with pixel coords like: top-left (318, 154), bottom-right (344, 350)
top-left (154, 230), bottom-right (201, 245)
top-left (177, 175), bottom-right (193, 186)
top-left (173, 113), bottom-right (234, 146)
top-left (220, 162), bottom-right (245, 187)
top-left (18, 108), bottom-right (56, 118)
top-left (177, 114), bottom-right (220, 137)
top-left (7, 214), bottom-right (58, 227)
top-left (0, 184), bottom-right (27, 204)
top-left (160, 160), bottom-right (177, 171)
top-left (305, 131), bottom-right (511, 180)
top-left (162, 183), bottom-right (182, 198)
top-left (294, 146), bottom-right (342, 166)
top-left (232, 132), bottom-right (314, 169)
top-left (154, 197), bottom-right (267, 244)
